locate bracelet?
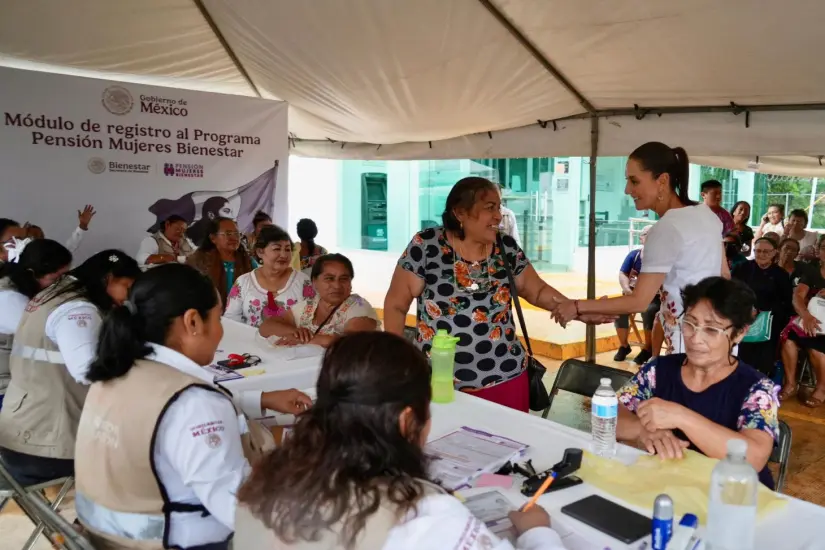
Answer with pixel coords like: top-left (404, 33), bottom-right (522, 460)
top-left (573, 299), bottom-right (581, 318)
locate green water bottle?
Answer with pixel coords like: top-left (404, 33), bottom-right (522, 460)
top-left (431, 329), bottom-right (459, 404)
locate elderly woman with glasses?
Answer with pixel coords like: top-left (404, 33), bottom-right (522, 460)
top-left (616, 277), bottom-right (779, 489)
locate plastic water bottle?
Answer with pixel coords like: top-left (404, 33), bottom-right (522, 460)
top-left (430, 330), bottom-right (459, 404)
top-left (706, 439), bottom-right (758, 550)
top-left (591, 377), bottom-right (618, 457)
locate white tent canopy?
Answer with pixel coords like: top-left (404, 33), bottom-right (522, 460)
top-left (3, 0), bottom-right (825, 173)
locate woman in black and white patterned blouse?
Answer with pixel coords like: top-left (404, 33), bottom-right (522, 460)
top-left (384, 177), bottom-right (611, 412)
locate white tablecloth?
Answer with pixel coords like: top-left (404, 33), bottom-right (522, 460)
top-left (431, 393), bottom-right (825, 550)
top-left (216, 318), bottom-right (324, 393)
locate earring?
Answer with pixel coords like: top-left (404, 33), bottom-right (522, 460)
top-left (657, 194), bottom-right (664, 202)
top-left (192, 332), bottom-right (197, 336)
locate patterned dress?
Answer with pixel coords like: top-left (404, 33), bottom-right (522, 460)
top-left (399, 227), bottom-right (528, 390)
top-left (224, 269), bottom-right (315, 327)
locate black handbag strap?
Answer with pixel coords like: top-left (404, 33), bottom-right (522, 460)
top-left (313, 301), bottom-right (343, 335)
top-left (496, 233), bottom-right (533, 358)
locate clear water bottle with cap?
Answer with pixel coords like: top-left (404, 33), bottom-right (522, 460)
top-left (591, 377), bottom-right (618, 457)
top-left (430, 329), bottom-right (459, 404)
top-left (706, 439), bottom-right (758, 550)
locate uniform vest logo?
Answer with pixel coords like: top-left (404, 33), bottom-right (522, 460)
top-left (101, 86), bottom-right (134, 115)
top-left (87, 157), bottom-right (106, 174)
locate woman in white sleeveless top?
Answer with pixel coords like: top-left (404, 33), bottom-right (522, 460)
top-left (235, 332), bottom-right (564, 550)
top-left (553, 142), bottom-right (729, 355)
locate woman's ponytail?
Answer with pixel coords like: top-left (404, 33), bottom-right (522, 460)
top-left (87, 303), bottom-right (151, 382)
top-left (671, 146), bottom-right (692, 206)
top-left (87, 263), bottom-right (219, 383)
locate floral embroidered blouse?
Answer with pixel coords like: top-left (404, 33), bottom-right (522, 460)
top-left (223, 269), bottom-right (315, 327)
top-left (268, 293), bottom-right (379, 344)
top-left (618, 354), bottom-right (779, 440)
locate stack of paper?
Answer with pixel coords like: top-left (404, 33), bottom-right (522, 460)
top-left (425, 427), bottom-right (528, 491)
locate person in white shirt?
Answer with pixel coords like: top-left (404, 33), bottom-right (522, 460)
top-left (0, 249), bottom-right (140, 486)
top-left (234, 331), bottom-right (564, 550)
top-left (754, 203), bottom-right (785, 241)
top-left (783, 208), bottom-right (819, 260)
top-left (136, 214), bottom-right (196, 267)
top-left (499, 205), bottom-right (522, 246)
top-left (23, 204), bottom-right (97, 254)
top-left (224, 225), bottom-right (315, 327)
top-left (0, 238), bottom-right (73, 408)
top-left (552, 142), bottom-right (729, 355)
top-left (74, 263), bottom-right (311, 550)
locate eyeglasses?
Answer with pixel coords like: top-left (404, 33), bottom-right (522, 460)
top-left (216, 231), bottom-right (240, 238)
top-left (680, 318), bottom-right (732, 341)
top-left (754, 249), bottom-right (775, 255)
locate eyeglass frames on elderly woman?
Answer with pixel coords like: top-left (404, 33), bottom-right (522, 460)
top-left (679, 318), bottom-right (733, 341)
top-left (216, 230), bottom-right (241, 238)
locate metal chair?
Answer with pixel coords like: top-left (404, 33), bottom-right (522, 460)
top-left (770, 419), bottom-right (792, 493)
top-left (541, 358), bottom-right (633, 420)
top-left (0, 457), bottom-right (78, 550)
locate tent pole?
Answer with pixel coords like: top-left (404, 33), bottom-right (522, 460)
top-left (585, 116), bottom-right (599, 362)
top-left (193, 0), bottom-right (263, 99)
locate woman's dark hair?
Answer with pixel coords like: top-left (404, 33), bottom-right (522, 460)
top-left (296, 218), bottom-right (319, 252)
top-left (762, 232), bottom-right (781, 247)
top-left (238, 332), bottom-right (432, 548)
top-left (700, 179), bottom-right (723, 193)
top-left (88, 264), bottom-right (218, 382)
top-left (753, 236), bottom-right (778, 249)
top-left (201, 196), bottom-right (229, 220)
top-left (729, 201), bottom-right (751, 222)
top-left (310, 253), bottom-right (354, 280)
top-left (0, 218), bottom-right (20, 239)
top-left (43, 249), bottom-right (140, 313)
top-left (198, 216), bottom-right (236, 250)
top-left (442, 177), bottom-right (499, 239)
top-left (162, 214), bottom-right (187, 230)
top-left (253, 211), bottom-right (272, 231)
top-left (628, 142), bottom-right (694, 206)
top-left (254, 225), bottom-right (292, 260)
top-left (681, 277), bottom-right (756, 337)
top-left (0, 239), bottom-right (72, 298)
top-left (789, 208), bottom-right (809, 226)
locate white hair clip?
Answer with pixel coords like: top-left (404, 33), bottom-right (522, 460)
top-left (4, 237), bottom-right (32, 264)
top-left (109, 254), bottom-right (119, 263)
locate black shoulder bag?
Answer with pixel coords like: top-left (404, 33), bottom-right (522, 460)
top-left (497, 234), bottom-right (551, 411)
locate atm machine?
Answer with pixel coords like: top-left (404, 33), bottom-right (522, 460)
top-left (361, 172), bottom-right (388, 250)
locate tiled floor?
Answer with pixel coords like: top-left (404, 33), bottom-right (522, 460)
top-left (2, 349), bottom-right (825, 548)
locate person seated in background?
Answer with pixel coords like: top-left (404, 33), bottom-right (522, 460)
top-left (0, 250), bottom-right (140, 485)
top-left (242, 210), bottom-right (273, 256)
top-left (296, 218), bottom-right (329, 275)
top-left (616, 277), bottom-right (779, 489)
top-left (762, 231), bottom-right (781, 248)
top-left (235, 332), bottom-right (565, 550)
top-left (723, 232), bottom-right (748, 270)
top-left (75, 264), bottom-right (311, 550)
top-left (783, 208), bottom-right (818, 260)
top-left (732, 238), bottom-right (793, 376)
top-left (225, 225), bottom-right (315, 327)
top-left (187, 217), bottom-right (253, 309)
top-left (0, 239), bottom-right (73, 409)
top-left (779, 237), bottom-right (825, 407)
top-left (260, 254), bottom-right (378, 348)
top-left (777, 237), bottom-right (809, 287)
top-left (0, 220), bottom-right (26, 263)
top-left (729, 201), bottom-right (755, 255)
top-left (755, 203), bottom-right (785, 241)
top-left (613, 225), bottom-right (660, 365)
top-left (700, 180), bottom-right (734, 235)
top-left (136, 214), bottom-right (195, 267)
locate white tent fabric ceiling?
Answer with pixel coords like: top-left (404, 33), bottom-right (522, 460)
top-left (2, 0), bottom-right (825, 173)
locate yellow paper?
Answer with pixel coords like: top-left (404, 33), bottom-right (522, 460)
top-left (240, 368), bottom-right (265, 377)
top-left (577, 450), bottom-right (786, 524)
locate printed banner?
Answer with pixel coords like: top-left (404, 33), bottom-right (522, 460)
top-left (0, 66), bottom-right (288, 262)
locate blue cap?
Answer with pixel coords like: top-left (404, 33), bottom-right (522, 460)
top-left (678, 514), bottom-right (698, 528)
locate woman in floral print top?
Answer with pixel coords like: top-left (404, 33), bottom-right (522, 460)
top-left (616, 277), bottom-right (779, 488)
top-left (224, 226), bottom-right (315, 327)
top-left (384, 177), bottom-right (612, 412)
